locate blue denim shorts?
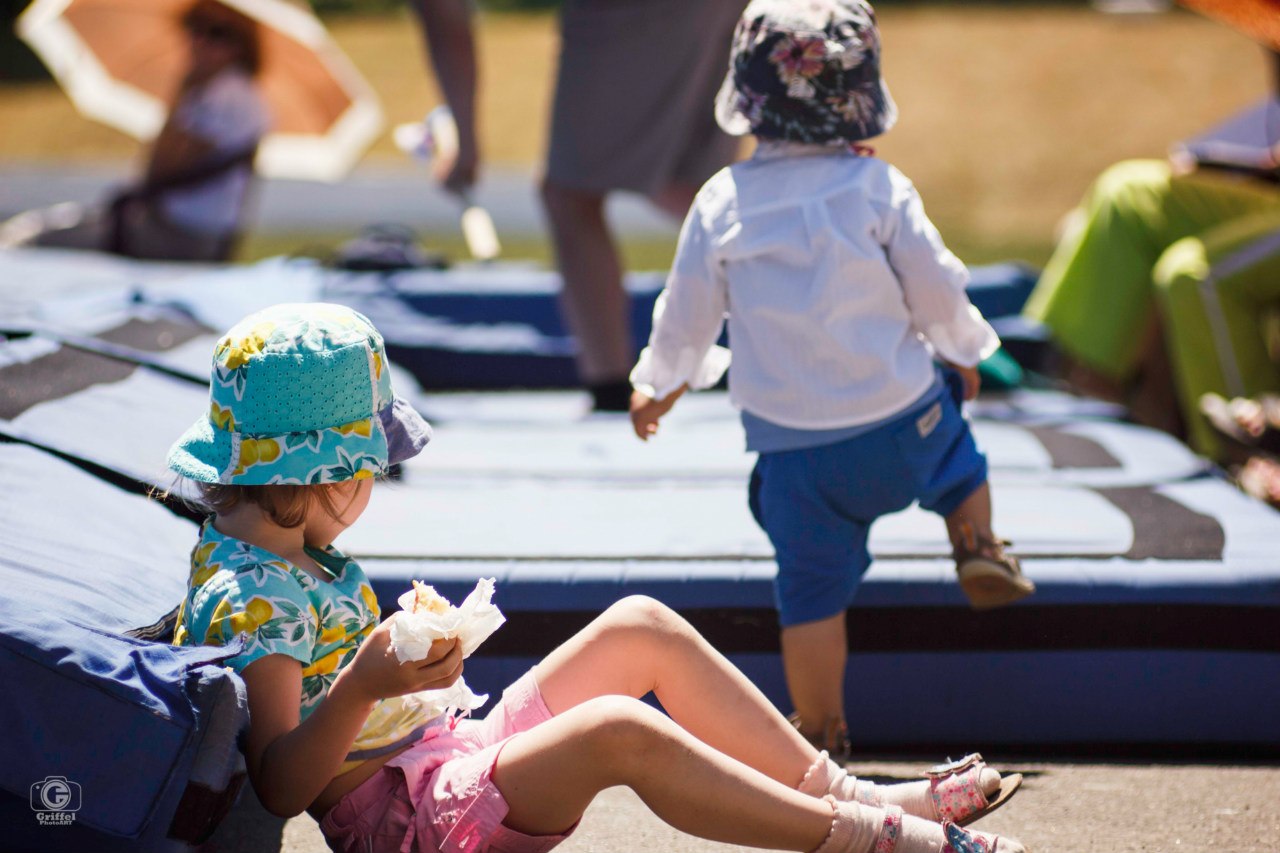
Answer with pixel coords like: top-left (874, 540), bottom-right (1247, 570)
top-left (748, 387), bottom-right (987, 626)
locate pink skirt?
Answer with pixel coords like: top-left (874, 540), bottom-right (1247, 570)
top-left (319, 671), bottom-right (574, 853)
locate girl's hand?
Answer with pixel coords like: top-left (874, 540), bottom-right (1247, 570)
top-left (630, 385), bottom-right (688, 441)
top-left (945, 361), bottom-right (981, 401)
top-left (339, 620), bottom-right (464, 702)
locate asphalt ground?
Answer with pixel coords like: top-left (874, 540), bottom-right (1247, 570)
top-left (202, 757), bottom-right (1280, 853)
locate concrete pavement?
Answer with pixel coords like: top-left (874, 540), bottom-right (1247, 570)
top-left (203, 757), bottom-right (1280, 853)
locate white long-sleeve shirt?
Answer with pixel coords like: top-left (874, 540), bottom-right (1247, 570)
top-left (631, 142), bottom-right (999, 430)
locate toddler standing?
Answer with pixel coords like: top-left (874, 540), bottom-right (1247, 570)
top-left (169, 302), bottom-right (1025, 853)
top-left (630, 0), bottom-right (1035, 757)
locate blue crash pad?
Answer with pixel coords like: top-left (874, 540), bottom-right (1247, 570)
top-left (0, 445), bottom-right (246, 851)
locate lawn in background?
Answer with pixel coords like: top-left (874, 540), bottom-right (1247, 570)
top-left (0, 4), bottom-right (1269, 268)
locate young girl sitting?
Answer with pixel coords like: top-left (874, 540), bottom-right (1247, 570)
top-left (170, 302), bottom-right (1027, 853)
top-left (628, 0), bottom-right (1036, 758)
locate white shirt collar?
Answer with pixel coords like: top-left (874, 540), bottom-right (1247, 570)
top-left (752, 139), bottom-right (855, 161)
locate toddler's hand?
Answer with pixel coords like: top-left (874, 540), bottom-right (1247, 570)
top-left (629, 385), bottom-right (687, 441)
top-left (945, 362), bottom-right (981, 401)
top-left (340, 620), bottom-right (464, 702)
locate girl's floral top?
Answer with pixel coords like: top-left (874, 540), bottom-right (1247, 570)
top-left (174, 520), bottom-right (436, 767)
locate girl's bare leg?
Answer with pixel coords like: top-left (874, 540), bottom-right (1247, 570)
top-left (532, 596), bottom-right (818, 787)
top-left (492, 695), bottom-right (832, 849)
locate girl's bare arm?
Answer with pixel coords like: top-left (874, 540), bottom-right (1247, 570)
top-left (241, 626), bottom-right (464, 817)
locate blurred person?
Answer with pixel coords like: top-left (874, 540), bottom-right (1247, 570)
top-left (0, 0), bottom-right (269, 262)
top-left (409, 0), bottom-right (480, 195)
top-left (541, 0), bottom-right (747, 411)
top-left (409, 0), bottom-right (745, 410)
top-left (1023, 47), bottom-right (1280, 466)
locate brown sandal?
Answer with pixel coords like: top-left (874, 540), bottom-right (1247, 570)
top-left (953, 523), bottom-right (1035, 610)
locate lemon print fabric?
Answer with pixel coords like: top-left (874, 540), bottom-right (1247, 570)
top-left (166, 303), bottom-right (410, 487)
top-left (174, 520), bottom-right (382, 718)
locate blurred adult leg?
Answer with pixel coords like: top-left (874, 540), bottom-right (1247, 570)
top-left (539, 176), bottom-right (705, 403)
top-left (540, 178), bottom-right (634, 399)
top-left (541, 0), bottom-right (743, 407)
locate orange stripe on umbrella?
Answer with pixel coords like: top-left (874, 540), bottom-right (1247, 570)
top-left (17, 0), bottom-right (385, 182)
top-left (1178, 0), bottom-right (1280, 51)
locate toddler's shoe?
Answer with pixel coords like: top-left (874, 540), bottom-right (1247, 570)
top-left (953, 525), bottom-right (1034, 611)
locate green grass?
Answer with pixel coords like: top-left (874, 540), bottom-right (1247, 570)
top-left (238, 230), bottom-right (1054, 271)
top-left (3, 6), bottom-right (1265, 265)
top-left (237, 232), bottom-right (684, 271)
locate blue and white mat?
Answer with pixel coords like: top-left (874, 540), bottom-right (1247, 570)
top-left (2, 248), bottom-right (1277, 772)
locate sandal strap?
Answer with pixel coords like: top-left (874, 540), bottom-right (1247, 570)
top-left (943, 820), bottom-right (996, 853)
top-left (951, 525), bottom-right (1017, 565)
top-left (926, 753), bottom-right (984, 776)
top-left (926, 753), bottom-right (990, 823)
top-left (852, 779), bottom-right (884, 808)
top-left (874, 805), bottom-right (902, 853)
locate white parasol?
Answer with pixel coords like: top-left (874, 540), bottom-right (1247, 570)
top-left (17, 0), bottom-right (385, 182)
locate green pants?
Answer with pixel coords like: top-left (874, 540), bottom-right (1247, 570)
top-left (1024, 159), bottom-right (1280, 459)
top-left (1156, 208), bottom-right (1280, 457)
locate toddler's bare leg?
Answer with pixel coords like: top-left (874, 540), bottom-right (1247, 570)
top-left (945, 481), bottom-right (1034, 610)
top-left (493, 695), bottom-right (832, 849)
top-left (779, 612), bottom-right (847, 743)
top-left (532, 596), bottom-right (817, 787)
top-left (943, 481), bottom-right (995, 552)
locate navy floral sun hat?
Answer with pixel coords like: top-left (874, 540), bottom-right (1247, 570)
top-left (714, 0), bottom-right (898, 145)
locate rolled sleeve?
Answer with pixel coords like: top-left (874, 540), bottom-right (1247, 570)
top-left (631, 206), bottom-right (731, 399)
top-left (884, 174), bottom-right (999, 367)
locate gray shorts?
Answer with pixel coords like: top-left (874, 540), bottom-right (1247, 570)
top-left (545, 0), bottom-right (747, 196)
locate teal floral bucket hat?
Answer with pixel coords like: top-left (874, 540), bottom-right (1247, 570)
top-left (714, 0), bottom-right (898, 145)
top-left (168, 303), bottom-right (432, 485)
